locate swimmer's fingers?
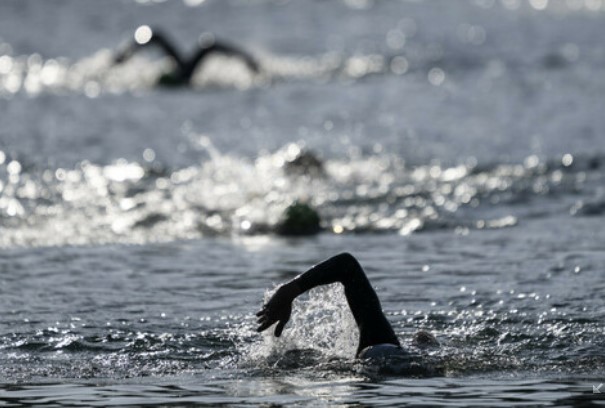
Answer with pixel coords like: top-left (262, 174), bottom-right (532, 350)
top-left (256, 311), bottom-right (269, 327)
top-left (274, 319), bottom-right (286, 337)
top-left (256, 307), bottom-right (276, 332)
top-left (256, 306), bottom-right (290, 336)
top-left (255, 317), bottom-right (285, 336)
top-left (256, 318), bottom-right (276, 333)
top-left (256, 283), bottom-right (297, 335)
top-left (273, 303), bottom-right (292, 337)
top-left (256, 305), bottom-right (275, 322)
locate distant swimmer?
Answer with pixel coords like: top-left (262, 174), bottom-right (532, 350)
top-left (113, 25), bottom-right (260, 86)
top-left (256, 253), bottom-right (440, 375)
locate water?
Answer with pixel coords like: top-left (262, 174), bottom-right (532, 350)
top-left (1, 0), bottom-right (605, 406)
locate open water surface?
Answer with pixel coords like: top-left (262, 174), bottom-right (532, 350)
top-left (1, 0), bottom-right (604, 406)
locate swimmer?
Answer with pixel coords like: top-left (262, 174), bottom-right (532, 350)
top-left (113, 25), bottom-right (260, 85)
top-left (256, 253), bottom-right (439, 365)
top-left (283, 150), bottom-right (325, 178)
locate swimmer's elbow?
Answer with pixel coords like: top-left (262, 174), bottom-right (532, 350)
top-left (333, 252), bottom-right (363, 272)
top-left (334, 252), bottom-right (357, 264)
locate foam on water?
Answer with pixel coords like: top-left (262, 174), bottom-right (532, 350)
top-left (241, 285), bottom-right (358, 367)
top-left (0, 138), bottom-right (602, 247)
top-left (2, 251), bottom-right (603, 382)
top-left (0, 46), bottom-right (401, 96)
top-left (1, 0), bottom-right (603, 97)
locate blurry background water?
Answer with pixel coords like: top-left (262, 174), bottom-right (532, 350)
top-left (0, 0), bottom-right (604, 406)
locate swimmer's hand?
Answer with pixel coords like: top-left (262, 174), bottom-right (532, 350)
top-left (256, 282), bottom-right (300, 337)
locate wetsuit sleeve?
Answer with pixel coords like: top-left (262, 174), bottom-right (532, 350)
top-left (114, 29), bottom-right (184, 67)
top-left (186, 41), bottom-right (259, 78)
top-left (292, 253), bottom-right (400, 356)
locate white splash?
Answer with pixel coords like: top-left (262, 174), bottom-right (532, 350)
top-left (241, 285), bottom-right (359, 366)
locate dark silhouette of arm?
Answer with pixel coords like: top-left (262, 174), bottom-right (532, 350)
top-left (114, 28), bottom-right (185, 70)
top-left (183, 41), bottom-right (260, 79)
top-left (114, 28), bottom-right (258, 84)
top-left (256, 253), bottom-right (400, 357)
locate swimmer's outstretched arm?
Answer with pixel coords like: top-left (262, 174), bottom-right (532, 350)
top-left (114, 28), bottom-right (184, 68)
top-left (184, 40), bottom-right (260, 78)
top-left (256, 252), bottom-right (400, 356)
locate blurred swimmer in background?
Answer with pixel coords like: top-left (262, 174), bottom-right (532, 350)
top-left (113, 25), bottom-right (260, 86)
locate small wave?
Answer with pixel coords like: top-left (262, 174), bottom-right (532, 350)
top-left (1, 37), bottom-right (598, 98)
top-left (2, 305), bottom-right (603, 381)
top-left (570, 199), bottom-right (605, 217)
top-left (0, 48), bottom-right (359, 96)
top-left (0, 142), bottom-right (602, 247)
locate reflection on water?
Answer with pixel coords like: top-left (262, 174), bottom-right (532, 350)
top-left (0, 138), bottom-right (603, 247)
top-left (0, 377), bottom-right (602, 407)
top-left (1, 227), bottom-right (604, 382)
top-left (0, 0), bottom-right (603, 96)
top-left (0, 44), bottom-right (397, 95)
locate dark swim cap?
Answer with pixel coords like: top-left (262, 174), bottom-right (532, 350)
top-left (359, 343), bottom-right (443, 377)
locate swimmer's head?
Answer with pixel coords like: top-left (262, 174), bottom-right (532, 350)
top-left (157, 71), bottom-right (187, 87)
top-left (412, 330), bottom-right (439, 349)
top-left (358, 343), bottom-right (443, 377)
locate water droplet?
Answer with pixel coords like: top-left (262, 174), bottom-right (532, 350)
top-left (428, 67), bottom-right (445, 86)
top-left (562, 153), bottom-right (574, 167)
top-left (143, 148), bottom-right (156, 162)
top-left (134, 25), bottom-right (153, 45)
top-left (7, 160), bottom-right (21, 175)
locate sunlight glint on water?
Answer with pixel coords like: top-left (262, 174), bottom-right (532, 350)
top-left (1, 0), bottom-right (604, 406)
